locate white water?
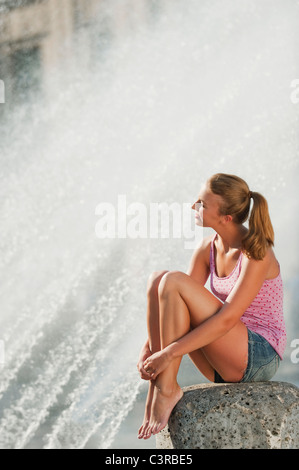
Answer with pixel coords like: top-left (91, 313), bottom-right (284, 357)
top-left (0, 0), bottom-right (298, 449)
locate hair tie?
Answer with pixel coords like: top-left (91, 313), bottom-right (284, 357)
top-left (248, 191), bottom-right (253, 199)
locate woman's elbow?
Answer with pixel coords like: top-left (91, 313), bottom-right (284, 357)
top-left (221, 313), bottom-right (240, 334)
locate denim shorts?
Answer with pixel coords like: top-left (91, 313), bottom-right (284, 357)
top-left (214, 328), bottom-right (281, 383)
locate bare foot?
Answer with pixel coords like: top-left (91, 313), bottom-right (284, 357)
top-left (138, 381), bottom-right (155, 439)
top-left (147, 381), bottom-right (183, 436)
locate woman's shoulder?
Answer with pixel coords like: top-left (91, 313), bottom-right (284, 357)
top-left (191, 234), bottom-right (214, 263)
top-left (264, 247), bottom-right (281, 279)
top-left (187, 235), bottom-right (214, 281)
top-left (241, 246), bottom-right (280, 279)
top-left (194, 234), bottom-right (214, 249)
top-left (200, 234), bottom-right (215, 253)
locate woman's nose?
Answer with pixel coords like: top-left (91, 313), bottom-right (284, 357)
top-left (192, 200), bottom-right (201, 211)
top-left (193, 202), bottom-right (201, 211)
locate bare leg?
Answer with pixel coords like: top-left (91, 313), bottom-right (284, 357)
top-left (146, 271), bottom-right (248, 436)
top-left (139, 270), bottom-right (227, 439)
top-left (138, 270), bottom-right (168, 439)
top-left (147, 288), bottom-right (189, 435)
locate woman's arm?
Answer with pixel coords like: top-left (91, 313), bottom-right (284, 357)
top-left (144, 252), bottom-right (272, 377)
top-left (186, 235), bottom-right (212, 284)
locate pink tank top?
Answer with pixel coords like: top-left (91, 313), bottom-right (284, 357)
top-left (210, 235), bottom-right (286, 359)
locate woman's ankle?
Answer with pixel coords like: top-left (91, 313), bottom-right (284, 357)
top-left (154, 377), bottom-right (180, 397)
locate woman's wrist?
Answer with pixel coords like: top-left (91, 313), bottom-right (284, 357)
top-left (164, 342), bottom-right (178, 361)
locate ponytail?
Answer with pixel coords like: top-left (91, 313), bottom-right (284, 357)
top-left (242, 191), bottom-right (274, 260)
top-left (208, 174), bottom-right (274, 261)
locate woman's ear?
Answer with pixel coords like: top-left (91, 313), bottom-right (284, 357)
top-left (222, 214), bottom-right (233, 224)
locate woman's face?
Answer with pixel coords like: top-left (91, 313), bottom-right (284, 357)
top-left (192, 183), bottom-right (225, 228)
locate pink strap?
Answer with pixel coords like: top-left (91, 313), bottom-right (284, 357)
top-left (210, 234), bottom-right (217, 272)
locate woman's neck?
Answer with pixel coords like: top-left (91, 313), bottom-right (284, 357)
top-left (215, 224), bottom-right (248, 251)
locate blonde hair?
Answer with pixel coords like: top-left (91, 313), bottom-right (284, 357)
top-left (208, 173), bottom-right (274, 260)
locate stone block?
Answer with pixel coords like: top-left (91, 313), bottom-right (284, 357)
top-left (156, 381), bottom-right (299, 449)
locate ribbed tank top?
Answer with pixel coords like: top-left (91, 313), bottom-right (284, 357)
top-left (210, 234), bottom-right (286, 359)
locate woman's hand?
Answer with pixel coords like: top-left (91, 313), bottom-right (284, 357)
top-left (143, 348), bottom-right (172, 380)
top-left (137, 340), bottom-right (153, 380)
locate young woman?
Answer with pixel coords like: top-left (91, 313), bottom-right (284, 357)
top-left (137, 173), bottom-right (286, 440)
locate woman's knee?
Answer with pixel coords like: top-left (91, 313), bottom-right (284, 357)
top-left (157, 270), bottom-right (183, 297)
top-left (147, 270), bottom-right (169, 295)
